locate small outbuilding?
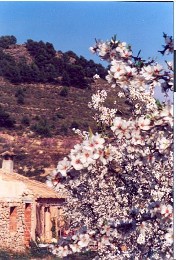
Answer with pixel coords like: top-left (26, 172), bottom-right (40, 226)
top-left (0, 151), bottom-right (66, 252)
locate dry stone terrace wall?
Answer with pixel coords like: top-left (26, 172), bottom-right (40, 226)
top-left (0, 200), bottom-right (34, 252)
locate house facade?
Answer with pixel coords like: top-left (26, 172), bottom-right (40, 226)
top-left (0, 151), bottom-right (66, 252)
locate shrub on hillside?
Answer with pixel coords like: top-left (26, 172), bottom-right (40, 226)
top-left (59, 86), bottom-right (69, 97)
top-left (0, 35), bottom-right (17, 49)
top-left (61, 71), bottom-right (71, 86)
top-left (25, 39), bottom-right (58, 82)
top-left (17, 95), bottom-right (25, 105)
top-left (15, 88), bottom-right (25, 98)
top-left (60, 124), bottom-right (68, 135)
top-left (66, 64), bottom-right (88, 88)
top-left (0, 107), bottom-right (15, 128)
top-left (31, 118), bottom-right (52, 137)
top-left (21, 116), bottom-right (30, 126)
top-left (0, 50), bottom-right (22, 83)
top-left (56, 113), bottom-right (65, 119)
top-left (70, 121), bottom-right (79, 129)
top-left (15, 88), bottom-right (25, 105)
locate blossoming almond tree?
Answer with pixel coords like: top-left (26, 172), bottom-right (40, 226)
top-left (47, 33), bottom-right (173, 259)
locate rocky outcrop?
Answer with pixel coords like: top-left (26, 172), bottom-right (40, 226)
top-left (3, 44), bottom-right (33, 64)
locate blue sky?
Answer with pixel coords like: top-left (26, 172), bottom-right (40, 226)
top-left (0, 2), bottom-right (173, 63)
top-left (0, 1), bottom-right (173, 99)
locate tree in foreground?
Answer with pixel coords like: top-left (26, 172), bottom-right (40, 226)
top-left (47, 33), bottom-right (173, 259)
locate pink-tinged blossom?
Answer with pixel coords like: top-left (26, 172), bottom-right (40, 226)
top-left (139, 222), bottom-right (146, 236)
top-left (164, 35), bottom-right (174, 54)
top-left (164, 229), bottom-right (173, 246)
top-left (141, 64), bottom-right (162, 81)
top-left (69, 243), bottom-right (81, 253)
top-left (89, 46), bottom-right (96, 54)
top-left (166, 61), bottom-right (173, 70)
top-left (137, 234), bottom-right (145, 245)
top-left (111, 117), bottom-right (131, 139)
top-left (93, 149), bottom-right (107, 165)
top-left (93, 74), bottom-right (100, 79)
top-left (72, 234), bottom-right (79, 242)
top-left (105, 73), bottom-right (113, 84)
top-left (109, 49), bottom-right (117, 59)
top-left (141, 65), bottom-right (155, 80)
top-left (131, 129), bottom-right (141, 141)
top-left (137, 117), bottom-right (151, 130)
top-left (116, 42), bottom-right (128, 53)
top-left (93, 133), bottom-right (105, 147)
top-left (83, 139), bottom-right (96, 151)
top-left (87, 134), bottom-right (105, 150)
top-left (116, 122), bottom-right (131, 139)
top-left (80, 148), bottom-right (95, 167)
top-left (160, 204), bottom-right (173, 218)
top-left (156, 136), bottom-right (171, 153)
top-left (70, 155), bottom-right (84, 171)
top-left (100, 225), bottom-right (111, 236)
top-left (153, 64), bottom-right (163, 75)
top-left (98, 42), bottom-right (110, 57)
top-left (58, 246), bottom-right (70, 257)
top-left (99, 106), bottom-right (117, 125)
top-left (121, 49), bottom-right (133, 59)
top-left (92, 41), bottom-right (111, 57)
top-left (78, 234), bottom-right (90, 248)
top-left (70, 144), bottom-right (82, 157)
top-left (110, 60), bottom-right (126, 77)
top-left (93, 148), bottom-right (104, 160)
top-left (88, 89), bottom-right (107, 110)
top-left (56, 157), bottom-right (71, 176)
top-left (112, 67), bottom-right (126, 80)
top-left (117, 91), bottom-right (125, 98)
top-left (159, 105), bottom-right (173, 127)
top-left (45, 179), bottom-right (54, 188)
top-left (124, 66), bottom-right (137, 77)
top-left (100, 235), bottom-right (111, 246)
top-left (161, 105), bottom-right (173, 118)
top-left (111, 117), bottom-right (122, 132)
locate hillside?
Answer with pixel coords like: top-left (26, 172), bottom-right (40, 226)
top-left (0, 35), bottom-right (107, 85)
top-left (0, 36), bottom-right (132, 181)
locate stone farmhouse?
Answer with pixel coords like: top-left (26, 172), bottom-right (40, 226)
top-left (0, 151), bottom-right (66, 252)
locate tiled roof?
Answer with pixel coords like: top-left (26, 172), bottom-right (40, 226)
top-left (0, 169), bottom-right (66, 199)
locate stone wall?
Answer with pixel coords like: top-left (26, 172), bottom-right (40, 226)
top-left (0, 198), bottom-right (66, 252)
top-left (0, 200), bottom-right (34, 252)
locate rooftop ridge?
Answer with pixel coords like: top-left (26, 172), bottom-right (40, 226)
top-left (0, 169), bottom-right (66, 199)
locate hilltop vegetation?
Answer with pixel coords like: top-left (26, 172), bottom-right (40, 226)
top-left (0, 35), bottom-right (107, 86)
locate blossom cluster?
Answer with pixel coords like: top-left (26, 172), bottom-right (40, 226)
top-left (89, 36), bottom-right (132, 61)
top-left (88, 90), bottom-right (117, 126)
top-left (158, 32), bottom-right (174, 55)
top-left (90, 34), bottom-right (173, 116)
top-left (47, 132), bottom-right (118, 183)
top-left (47, 33), bottom-right (173, 259)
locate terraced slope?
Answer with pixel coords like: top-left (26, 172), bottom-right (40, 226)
top-left (0, 77), bottom-right (132, 182)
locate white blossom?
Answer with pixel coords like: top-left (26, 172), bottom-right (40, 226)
top-left (49, 33), bottom-right (173, 259)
